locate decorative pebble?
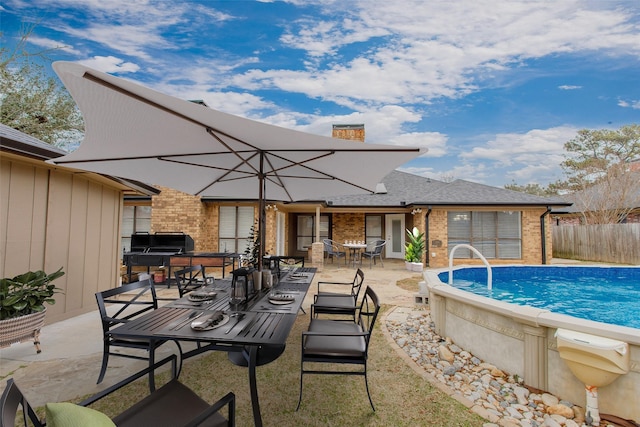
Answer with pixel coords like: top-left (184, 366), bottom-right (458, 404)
top-left (386, 311), bottom-right (585, 427)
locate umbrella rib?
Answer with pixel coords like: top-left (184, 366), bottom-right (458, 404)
top-left (264, 151), bottom-right (376, 194)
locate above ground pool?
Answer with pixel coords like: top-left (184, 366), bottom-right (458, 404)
top-left (439, 265), bottom-right (640, 329)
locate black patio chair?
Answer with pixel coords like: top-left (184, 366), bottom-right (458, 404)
top-left (95, 278), bottom-right (181, 390)
top-left (1, 355), bottom-right (235, 427)
top-left (311, 268), bottom-right (364, 321)
top-left (174, 264), bottom-right (207, 297)
top-left (361, 240), bottom-right (386, 269)
top-left (297, 286), bottom-right (381, 412)
top-left (322, 239), bottom-right (347, 265)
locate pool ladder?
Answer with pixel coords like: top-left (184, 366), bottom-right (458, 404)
top-left (448, 244), bottom-right (493, 290)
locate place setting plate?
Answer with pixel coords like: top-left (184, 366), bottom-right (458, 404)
top-left (190, 311), bottom-right (230, 331)
top-left (188, 289), bottom-right (218, 302)
top-left (267, 292), bottom-right (296, 305)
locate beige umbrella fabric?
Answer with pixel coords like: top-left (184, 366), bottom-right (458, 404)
top-left (49, 62), bottom-right (423, 201)
top-left (48, 62), bottom-right (425, 258)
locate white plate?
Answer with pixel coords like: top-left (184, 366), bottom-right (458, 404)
top-left (190, 313), bottom-right (229, 331)
top-left (268, 298), bottom-right (294, 305)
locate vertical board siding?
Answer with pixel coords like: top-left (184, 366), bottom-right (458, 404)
top-left (552, 224), bottom-right (640, 265)
top-left (2, 156), bottom-right (125, 324)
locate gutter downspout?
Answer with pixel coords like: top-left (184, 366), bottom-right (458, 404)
top-left (425, 206), bottom-right (432, 267)
top-left (540, 206), bottom-right (552, 265)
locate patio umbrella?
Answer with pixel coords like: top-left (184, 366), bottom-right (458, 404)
top-left (48, 62), bottom-right (425, 262)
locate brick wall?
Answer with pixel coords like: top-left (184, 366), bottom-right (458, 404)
top-left (149, 188), bottom-right (553, 267)
top-left (331, 212), bottom-right (365, 244)
top-left (426, 208), bottom-right (553, 268)
top-left (151, 186), bottom-right (207, 251)
top-left (332, 124), bottom-right (365, 142)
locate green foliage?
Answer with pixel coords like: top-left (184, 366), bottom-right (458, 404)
top-left (504, 181), bottom-right (559, 197)
top-left (243, 222), bottom-right (260, 268)
top-left (561, 124), bottom-right (640, 189)
top-left (0, 268), bottom-right (65, 320)
top-left (404, 227), bottom-right (425, 263)
top-left (1, 24), bottom-right (84, 149)
top-left (560, 124), bottom-right (640, 224)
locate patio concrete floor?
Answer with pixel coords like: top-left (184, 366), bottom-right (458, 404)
top-left (0, 258), bottom-right (422, 407)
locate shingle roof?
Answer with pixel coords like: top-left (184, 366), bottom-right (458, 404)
top-left (318, 170), bottom-right (570, 208)
top-left (0, 124), bottom-right (68, 159)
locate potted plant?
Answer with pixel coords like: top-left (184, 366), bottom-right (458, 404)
top-left (405, 227), bottom-right (425, 272)
top-left (243, 222), bottom-right (262, 291)
top-left (0, 267), bottom-right (64, 353)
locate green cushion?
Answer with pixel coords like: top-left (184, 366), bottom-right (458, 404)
top-left (45, 402), bottom-right (115, 427)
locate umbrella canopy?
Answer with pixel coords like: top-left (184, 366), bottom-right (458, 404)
top-left (49, 62), bottom-right (423, 201)
top-left (48, 62), bottom-right (424, 260)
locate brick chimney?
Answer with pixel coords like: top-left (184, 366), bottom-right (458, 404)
top-left (332, 124), bottom-right (365, 142)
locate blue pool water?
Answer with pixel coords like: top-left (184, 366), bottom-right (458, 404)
top-left (438, 266), bottom-right (640, 329)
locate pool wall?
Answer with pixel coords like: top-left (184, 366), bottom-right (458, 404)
top-left (425, 266), bottom-right (640, 422)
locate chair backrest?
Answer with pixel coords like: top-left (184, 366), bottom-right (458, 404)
top-left (1, 379), bottom-right (43, 427)
top-left (173, 264), bottom-right (205, 297)
top-left (95, 279), bottom-right (158, 335)
top-left (373, 240), bottom-right (386, 255)
top-left (323, 239), bottom-right (339, 254)
top-left (356, 287), bottom-right (380, 345)
top-left (351, 269), bottom-right (365, 298)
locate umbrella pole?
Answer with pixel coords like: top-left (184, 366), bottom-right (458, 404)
top-left (258, 152), bottom-right (266, 271)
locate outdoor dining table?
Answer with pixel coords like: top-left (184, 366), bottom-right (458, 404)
top-left (343, 242), bottom-right (367, 268)
top-left (110, 267), bottom-right (316, 427)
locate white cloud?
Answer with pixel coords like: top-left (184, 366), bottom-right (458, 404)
top-left (457, 126), bottom-right (577, 184)
top-left (27, 36), bottom-right (82, 56)
top-left (77, 56), bottom-right (140, 73)
top-left (558, 85), bottom-right (582, 90)
top-left (241, 1), bottom-right (640, 108)
top-left (618, 99), bottom-right (640, 109)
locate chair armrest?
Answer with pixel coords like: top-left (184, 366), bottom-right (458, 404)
top-left (78, 355), bottom-right (178, 407)
top-left (103, 316), bottom-right (129, 324)
top-left (184, 392), bottom-right (236, 427)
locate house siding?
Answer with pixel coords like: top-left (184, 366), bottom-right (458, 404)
top-left (1, 154), bottom-right (124, 324)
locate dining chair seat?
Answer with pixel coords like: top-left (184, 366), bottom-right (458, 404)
top-left (303, 319), bottom-right (366, 358)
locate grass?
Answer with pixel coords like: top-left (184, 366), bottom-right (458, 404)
top-left (395, 275), bottom-right (422, 293)
top-left (76, 305), bottom-right (485, 426)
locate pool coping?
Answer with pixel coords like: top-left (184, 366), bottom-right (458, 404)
top-left (425, 265), bottom-right (640, 346)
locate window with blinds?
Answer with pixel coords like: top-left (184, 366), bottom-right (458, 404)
top-left (447, 211), bottom-right (521, 259)
top-left (365, 215), bottom-right (383, 245)
top-left (219, 206), bottom-right (255, 254)
top-left (296, 214), bottom-right (329, 251)
top-left (121, 205), bottom-right (151, 252)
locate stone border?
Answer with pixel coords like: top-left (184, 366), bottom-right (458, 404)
top-left (380, 306), bottom-right (477, 411)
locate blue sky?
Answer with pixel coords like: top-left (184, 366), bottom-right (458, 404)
top-left (2, 0), bottom-right (640, 187)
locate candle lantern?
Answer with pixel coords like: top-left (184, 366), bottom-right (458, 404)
top-left (230, 267), bottom-right (254, 305)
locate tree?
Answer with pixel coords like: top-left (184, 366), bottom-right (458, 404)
top-left (561, 125), bottom-right (640, 224)
top-left (1, 25), bottom-right (83, 149)
top-left (504, 182), bottom-right (559, 197)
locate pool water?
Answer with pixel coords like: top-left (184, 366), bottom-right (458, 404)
top-left (439, 266), bottom-right (640, 329)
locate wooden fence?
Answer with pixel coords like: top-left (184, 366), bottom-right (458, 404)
top-left (552, 224), bottom-right (640, 265)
